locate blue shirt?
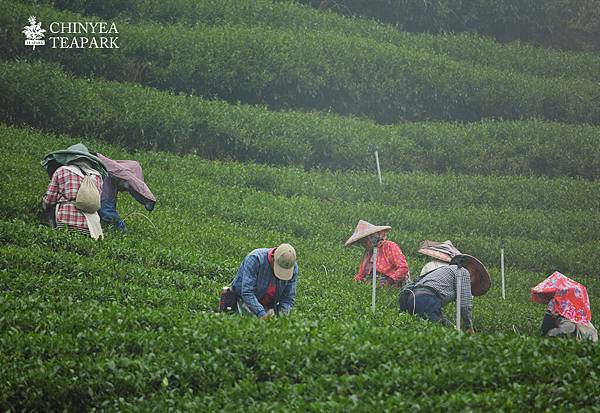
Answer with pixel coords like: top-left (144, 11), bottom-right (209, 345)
top-left (231, 248), bottom-right (298, 317)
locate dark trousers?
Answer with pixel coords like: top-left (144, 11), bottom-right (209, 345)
top-left (540, 312), bottom-right (556, 336)
top-left (400, 289), bottom-right (444, 323)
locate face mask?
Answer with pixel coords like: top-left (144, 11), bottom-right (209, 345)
top-left (367, 234), bottom-right (384, 249)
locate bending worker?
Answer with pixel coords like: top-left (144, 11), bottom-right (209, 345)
top-left (345, 220), bottom-right (410, 287)
top-left (400, 254), bottom-right (491, 333)
top-left (531, 271), bottom-right (598, 342)
top-left (231, 244), bottom-right (298, 319)
top-left (96, 153), bottom-right (156, 233)
top-left (41, 143), bottom-right (108, 240)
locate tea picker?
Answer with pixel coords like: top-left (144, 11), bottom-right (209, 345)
top-left (400, 240), bottom-right (492, 332)
top-left (531, 272), bottom-right (598, 342)
top-left (222, 244), bottom-right (299, 319)
top-left (95, 153), bottom-right (157, 233)
top-left (345, 220), bottom-right (411, 312)
top-left (40, 143), bottom-right (108, 239)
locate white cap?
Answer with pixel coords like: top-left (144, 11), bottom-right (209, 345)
top-left (273, 243), bottom-right (296, 280)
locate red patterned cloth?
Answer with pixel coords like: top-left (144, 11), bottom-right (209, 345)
top-left (259, 248), bottom-right (278, 308)
top-left (259, 278), bottom-right (277, 308)
top-left (355, 240), bottom-right (409, 284)
top-left (42, 166), bottom-right (103, 233)
top-left (531, 271), bottom-right (592, 325)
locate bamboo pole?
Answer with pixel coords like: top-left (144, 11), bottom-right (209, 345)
top-left (374, 150), bottom-right (382, 185)
top-left (501, 240), bottom-right (506, 300)
top-left (456, 274), bottom-right (462, 331)
top-left (372, 246), bottom-right (378, 313)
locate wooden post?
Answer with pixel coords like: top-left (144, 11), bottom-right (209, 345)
top-left (456, 274), bottom-right (462, 332)
top-left (501, 240), bottom-right (506, 300)
top-left (369, 144), bottom-right (382, 185)
top-left (372, 246), bottom-right (378, 313)
top-left (374, 150), bottom-right (382, 185)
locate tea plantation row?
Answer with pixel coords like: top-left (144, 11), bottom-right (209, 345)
top-left (3, 123), bottom-right (600, 289)
top-left (2, 124), bottom-right (600, 411)
top-left (3, 123), bottom-right (600, 277)
top-left (291, 0), bottom-right (594, 47)
top-left (3, 1), bottom-right (600, 124)
top-left (21, 0), bottom-right (600, 82)
top-left (2, 280), bottom-right (599, 411)
top-left (173, 158), bottom-right (600, 213)
top-left (3, 60), bottom-right (600, 180)
top-left (3, 267), bottom-right (598, 411)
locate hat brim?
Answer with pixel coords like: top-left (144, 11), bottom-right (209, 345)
top-left (273, 262), bottom-right (294, 281)
top-left (43, 149), bottom-right (105, 166)
top-left (42, 149), bottom-right (108, 178)
top-left (344, 226), bottom-right (391, 247)
top-left (450, 254), bottom-right (491, 296)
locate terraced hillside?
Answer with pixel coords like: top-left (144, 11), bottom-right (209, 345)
top-left (2, 0), bottom-right (600, 411)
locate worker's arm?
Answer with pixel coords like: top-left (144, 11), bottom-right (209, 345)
top-left (42, 167), bottom-right (64, 211)
top-left (381, 241), bottom-right (410, 281)
top-left (277, 266), bottom-right (298, 315)
top-left (238, 254), bottom-right (268, 318)
top-left (353, 252), bottom-right (369, 282)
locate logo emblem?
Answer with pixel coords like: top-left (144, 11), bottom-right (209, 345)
top-left (23, 16), bottom-right (46, 50)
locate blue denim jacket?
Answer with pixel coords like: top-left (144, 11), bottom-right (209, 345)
top-left (231, 248), bottom-right (298, 317)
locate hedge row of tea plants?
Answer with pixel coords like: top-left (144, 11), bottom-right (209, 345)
top-left (3, 60), bottom-right (600, 180)
top-left (4, 123), bottom-right (600, 277)
top-left (2, 124), bottom-right (600, 411)
top-left (3, 122), bottom-right (599, 322)
top-left (184, 160), bottom-right (600, 213)
top-left (21, 0), bottom-right (600, 82)
top-left (3, 1), bottom-right (600, 124)
top-left (2, 276), bottom-right (599, 411)
top-left (3, 1), bottom-right (600, 410)
top-left (292, 0), bottom-right (595, 47)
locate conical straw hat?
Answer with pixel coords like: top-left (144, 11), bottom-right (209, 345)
top-left (450, 254), bottom-right (491, 296)
top-left (344, 220), bottom-right (392, 247)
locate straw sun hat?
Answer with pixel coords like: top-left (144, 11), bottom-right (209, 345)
top-left (344, 220), bottom-right (391, 247)
top-left (418, 240), bottom-right (491, 296)
top-left (450, 254), bottom-right (491, 297)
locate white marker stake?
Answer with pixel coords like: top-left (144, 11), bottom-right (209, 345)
top-left (372, 246), bottom-right (378, 314)
top-left (501, 246), bottom-right (506, 300)
top-left (374, 150), bottom-right (382, 185)
top-left (456, 274), bottom-right (462, 332)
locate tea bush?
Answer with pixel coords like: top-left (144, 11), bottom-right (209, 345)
top-left (3, 1), bottom-right (600, 124)
top-left (20, 0), bottom-right (600, 82)
top-left (3, 61), bottom-right (600, 179)
top-left (3, 0), bottom-right (600, 407)
top-left (2, 125), bottom-right (600, 411)
top-left (292, 0), bottom-right (594, 47)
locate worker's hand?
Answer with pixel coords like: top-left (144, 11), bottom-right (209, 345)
top-left (260, 309), bottom-right (275, 320)
top-left (466, 327), bottom-right (476, 334)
